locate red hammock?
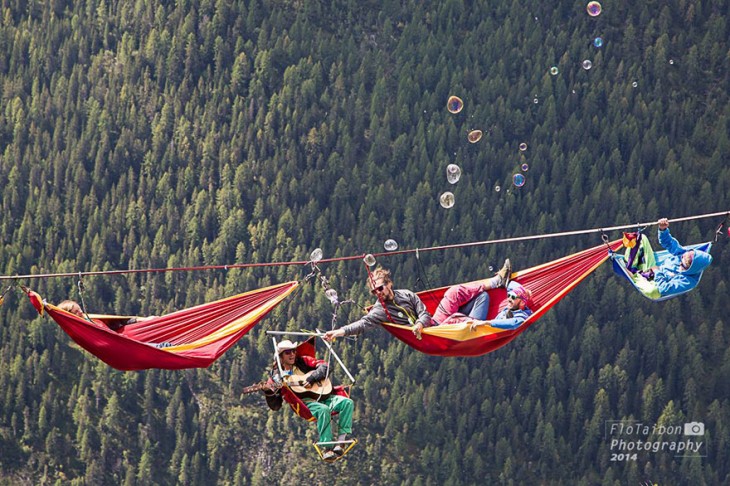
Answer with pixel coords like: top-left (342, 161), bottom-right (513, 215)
top-left (25, 281), bottom-right (299, 371)
top-left (382, 240), bottom-right (622, 357)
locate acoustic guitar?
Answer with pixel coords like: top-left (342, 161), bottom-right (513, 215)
top-left (243, 370), bottom-right (333, 400)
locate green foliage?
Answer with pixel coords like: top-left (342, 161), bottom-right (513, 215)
top-left (0, 0), bottom-right (728, 483)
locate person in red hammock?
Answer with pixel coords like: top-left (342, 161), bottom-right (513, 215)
top-left (58, 300), bottom-right (155, 328)
top-left (261, 340), bottom-right (354, 461)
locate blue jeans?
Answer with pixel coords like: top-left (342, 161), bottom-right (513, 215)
top-left (458, 290), bottom-right (489, 321)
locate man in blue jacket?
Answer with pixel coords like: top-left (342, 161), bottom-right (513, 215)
top-left (649, 218), bottom-right (713, 297)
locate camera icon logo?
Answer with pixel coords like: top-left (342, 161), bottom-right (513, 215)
top-left (684, 422), bottom-right (705, 436)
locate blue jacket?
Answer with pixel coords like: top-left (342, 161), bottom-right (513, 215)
top-left (654, 228), bottom-right (713, 296)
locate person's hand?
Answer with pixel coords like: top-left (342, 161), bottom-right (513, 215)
top-left (658, 218), bottom-right (669, 231)
top-left (470, 321), bottom-right (487, 332)
top-left (323, 329), bottom-right (344, 342)
top-left (412, 322), bottom-right (424, 340)
top-left (303, 381), bottom-right (313, 389)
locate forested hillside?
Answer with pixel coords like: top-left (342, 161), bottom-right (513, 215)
top-left (1, 0), bottom-right (728, 484)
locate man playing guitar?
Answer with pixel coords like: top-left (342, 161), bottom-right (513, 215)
top-left (257, 340), bottom-right (354, 461)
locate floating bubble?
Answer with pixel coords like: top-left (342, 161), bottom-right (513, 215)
top-left (310, 248), bottom-right (323, 262)
top-left (440, 191), bottom-right (455, 208)
top-left (513, 173), bottom-right (526, 187)
top-left (550, 66), bottom-right (559, 75)
top-left (467, 130), bottom-right (483, 143)
top-left (446, 164), bottom-right (462, 184)
top-left (363, 254), bottom-right (376, 267)
top-left (586, 1), bottom-right (602, 17)
top-left (447, 95), bottom-right (464, 114)
top-left (521, 163), bottom-right (529, 172)
top-left (325, 288), bottom-right (339, 304)
top-left (593, 37), bottom-right (603, 48)
top-left (494, 185), bottom-right (501, 192)
top-left (533, 97), bottom-right (539, 104)
top-left (384, 239), bottom-right (398, 251)
top-left (488, 265), bottom-right (494, 272)
top-left (582, 59), bottom-right (593, 70)
top-left (669, 59), bottom-right (674, 65)
top-left (519, 142), bottom-right (528, 152)
top-left (632, 81), bottom-right (638, 88)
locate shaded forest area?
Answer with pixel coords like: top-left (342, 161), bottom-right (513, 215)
top-left (0, 0), bottom-right (728, 484)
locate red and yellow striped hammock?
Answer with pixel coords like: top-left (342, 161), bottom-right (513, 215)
top-left (24, 281), bottom-right (299, 371)
top-left (382, 240), bottom-right (622, 357)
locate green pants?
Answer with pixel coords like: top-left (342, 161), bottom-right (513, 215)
top-left (303, 395), bottom-right (353, 443)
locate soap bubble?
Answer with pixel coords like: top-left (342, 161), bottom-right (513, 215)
top-left (488, 265), bottom-right (494, 272)
top-left (440, 191), bottom-right (455, 208)
top-left (468, 130), bottom-right (483, 143)
top-left (519, 142), bottom-right (528, 152)
top-left (384, 239), bottom-right (398, 251)
top-left (325, 288), bottom-right (339, 304)
top-left (310, 248), bottom-right (323, 262)
top-left (521, 163), bottom-right (529, 172)
top-left (446, 164), bottom-right (462, 184)
top-left (586, 1), bottom-right (602, 17)
top-left (593, 37), bottom-right (603, 48)
top-left (533, 97), bottom-right (539, 104)
top-left (582, 59), bottom-right (593, 70)
top-left (513, 173), bottom-right (526, 187)
top-left (447, 95), bottom-right (463, 114)
top-left (494, 185), bottom-right (501, 192)
top-left (669, 59), bottom-right (674, 65)
top-left (632, 81), bottom-right (638, 87)
top-left (550, 66), bottom-right (559, 75)
top-left (363, 254), bottom-right (376, 266)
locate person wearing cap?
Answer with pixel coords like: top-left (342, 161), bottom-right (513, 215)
top-left (262, 340), bottom-right (354, 461)
top-left (323, 266), bottom-right (433, 342)
top-left (431, 259), bottom-right (513, 327)
top-left (468, 282), bottom-right (534, 331)
top-left (640, 218), bottom-right (713, 297)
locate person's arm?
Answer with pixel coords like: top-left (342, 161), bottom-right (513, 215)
top-left (261, 378), bottom-right (283, 411)
top-left (337, 305), bottom-right (386, 336)
top-left (657, 218), bottom-right (686, 256)
top-left (470, 309), bottom-right (532, 331)
top-left (300, 356), bottom-right (329, 384)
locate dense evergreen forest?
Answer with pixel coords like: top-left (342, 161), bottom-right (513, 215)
top-left (1, 0), bottom-right (728, 483)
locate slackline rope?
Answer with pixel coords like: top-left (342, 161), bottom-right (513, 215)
top-left (2, 210), bottom-right (727, 281)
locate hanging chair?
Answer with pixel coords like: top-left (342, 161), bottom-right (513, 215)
top-left (24, 281), bottom-right (299, 371)
top-left (610, 241), bottom-right (712, 301)
top-left (381, 240), bottom-right (623, 357)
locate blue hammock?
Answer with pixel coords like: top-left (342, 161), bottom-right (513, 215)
top-left (611, 242), bottom-right (712, 301)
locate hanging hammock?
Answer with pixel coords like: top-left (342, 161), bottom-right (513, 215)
top-left (381, 240), bottom-right (623, 357)
top-left (610, 242), bottom-right (712, 301)
top-left (24, 281), bottom-right (299, 371)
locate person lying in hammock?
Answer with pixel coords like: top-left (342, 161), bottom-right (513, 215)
top-left (469, 282), bottom-right (534, 331)
top-left (323, 266), bottom-right (432, 342)
top-left (58, 300), bottom-right (155, 330)
top-left (430, 259), bottom-right (512, 328)
top-left (637, 218), bottom-right (713, 297)
top-left (262, 340), bottom-right (354, 462)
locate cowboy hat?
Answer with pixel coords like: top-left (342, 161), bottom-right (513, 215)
top-left (275, 340), bottom-right (299, 355)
